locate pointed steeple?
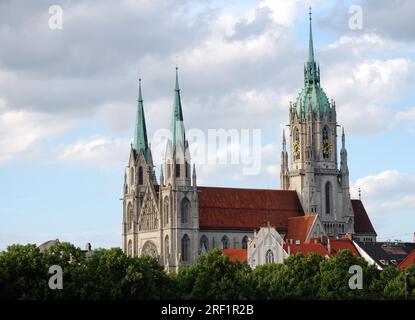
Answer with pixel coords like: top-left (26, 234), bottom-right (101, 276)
top-left (192, 163), bottom-right (197, 188)
top-left (340, 127), bottom-right (349, 178)
top-left (169, 65), bottom-right (187, 154)
top-left (282, 129), bottom-right (286, 152)
top-left (133, 78), bottom-right (149, 158)
top-left (341, 127), bottom-right (346, 149)
top-left (308, 7), bottom-right (314, 63)
top-left (160, 164), bottom-right (164, 187)
top-left (280, 129), bottom-right (289, 190)
top-left (304, 7), bottom-right (320, 87)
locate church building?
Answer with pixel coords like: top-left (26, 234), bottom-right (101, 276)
top-left (121, 12), bottom-right (377, 271)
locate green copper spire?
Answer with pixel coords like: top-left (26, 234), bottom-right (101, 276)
top-left (304, 7), bottom-right (319, 87)
top-left (174, 66), bottom-right (184, 121)
top-left (170, 66), bottom-right (186, 151)
top-left (293, 9), bottom-right (332, 119)
top-left (308, 7), bottom-right (314, 63)
top-left (133, 78), bottom-right (149, 157)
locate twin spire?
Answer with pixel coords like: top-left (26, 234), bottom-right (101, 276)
top-left (133, 65), bottom-right (187, 159)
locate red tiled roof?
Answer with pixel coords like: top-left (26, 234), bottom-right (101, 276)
top-left (284, 242), bottom-right (328, 256)
top-left (330, 238), bottom-right (360, 256)
top-left (352, 200), bottom-right (377, 235)
top-left (284, 237), bottom-right (360, 257)
top-left (223, 249), bottom-right (247, 262)
top-left (198, 186), bottom-right (304, 231)
top-left (285, 215), bottom-right (316, 242)
top-left (399, 249), bottom-right (415, 270)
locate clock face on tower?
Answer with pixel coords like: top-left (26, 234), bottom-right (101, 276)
top-left (322, 138), bottom-right (331, 158)
top-left (293, 140), bottom-right (300, 158)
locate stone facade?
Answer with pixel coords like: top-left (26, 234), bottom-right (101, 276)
top-left (280, 13), bottom-right (356, 239)
top-left (248, 224), bottom-right (288, 269)
top-left (122, 13), bottom-right (376, 271)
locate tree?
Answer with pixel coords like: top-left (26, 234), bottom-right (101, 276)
top-left (0, 244), bottom-right (50, 299)
top-left (123, 254), bottom-right (177, 299)
top-left (176, 249), bottom-right (252, 300)
top-left (318, 249), bottom-right (379, 299)
top-left (251, 263), bottom-right (289, 299)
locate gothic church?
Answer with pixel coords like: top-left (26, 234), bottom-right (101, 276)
top-left (121, 13), bottom-right (377, 271)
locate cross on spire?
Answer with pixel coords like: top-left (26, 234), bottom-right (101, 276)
top-left (308, 7), bottom-right (315, 63)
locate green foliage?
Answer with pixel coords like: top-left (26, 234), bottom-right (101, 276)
top-left (251, 253), bottom-right (323, 299)
top-left (0, 244), bottom-right (50, 299)
top-left (176, 249), bottom-right (253, 300)
top-left (0, 243), bottom-right (414, 300)
top-left (318, 250), bottom-right (379, 299)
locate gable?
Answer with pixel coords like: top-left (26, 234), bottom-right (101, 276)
top-left (137, 184), bottom-right (160, 231)
top-left (285, 215), bottom-right (318, 242)
top-left (352, 200), bottom-right (377, 235)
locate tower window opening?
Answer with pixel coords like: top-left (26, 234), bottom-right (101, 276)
top-left (181, 198), bottom-right (190, 224)
top-left (293, 128), bottom-right (300, 160)
top-left (181, 234), bottom-right (190, 262)
top-left (138, 166), bottom-right (143, 185)
top-left (322, 127), bottom-right (330, 159)
top-left (325, 182), bottom-right (331, 214)
top-left (185, 161), bottom-right (190, 178)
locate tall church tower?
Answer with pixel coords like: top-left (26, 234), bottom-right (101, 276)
top-left (159, 66), bottom-right (199, 271)
top-left (280, 10), bottom-right (354, 236)
top-left (122, 78), bottom-right (158, 257)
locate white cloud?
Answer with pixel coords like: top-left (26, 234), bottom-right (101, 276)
top-left (324, 57), bottom-right (415, 134)
top-left (396, 107), bottom-right (415, 120)
top-left (351, 170), bottom-right (415, 213)
top-left (259, 0), bottom-right (309, 26)
top-left (0, 107), bottom-right (75, 165)
top-left (58, 136), bottom-right (130, 168)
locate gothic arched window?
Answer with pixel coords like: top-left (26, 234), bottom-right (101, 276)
top-left (322, 126), bottom-right (330, 159)
top-left (127, 240), bottom-right (132, 257)
top-left (138, 166), bottom-right (143, 185)
top-left (242, 236), bottom-right (248, 249)
top-left (200, 235), bottom-right (209, 253)
top-left (164, 197), bottom-right (169, 225)
top-left (175, 164), bottom-right (180, 178)
top-left (165, 235), bottom-right (169, 264)
top-left (185, 161), bottom-right (190, 178)
top-left (130, 167), bottom-right (134, 185)
top-left (181, 234), bottom-right (190, 262)
top-left (293, 127), bottom-right (300, 160)
top-left (266, 249), bottom-right (274, 264)
top-left (142, 240), bottom-right (158, 258)
top-left (221, 235), bottom-right (229, 249)
top-left (181, 198), bottom-right (190, 224)
top-left (166, 163), bottom-right (171, 179)
top-left (127, 203), bottom-right (133, 230)
top-left (325, 182), bottom-right (332, 214)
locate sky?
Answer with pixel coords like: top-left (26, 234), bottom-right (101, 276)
top-left (0, 0), bottom-right (414, 250)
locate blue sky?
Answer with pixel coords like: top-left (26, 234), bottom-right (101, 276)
top-left (1, 0), bottom-right (414, 250)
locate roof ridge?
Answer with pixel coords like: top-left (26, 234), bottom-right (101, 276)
top-left (198, 185), bottom-right (297, 192)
